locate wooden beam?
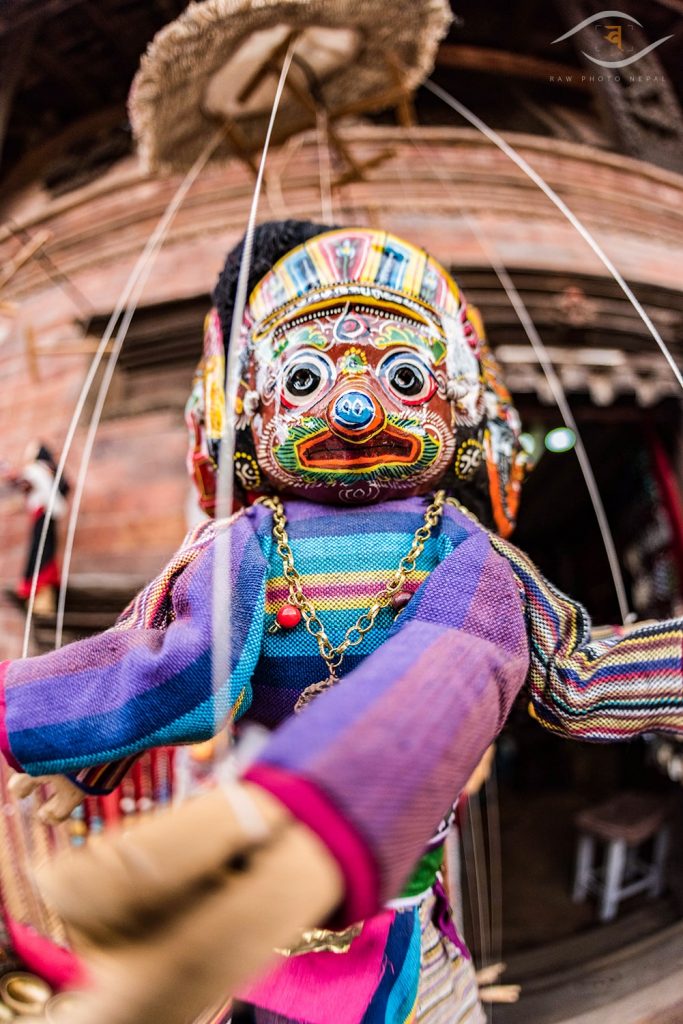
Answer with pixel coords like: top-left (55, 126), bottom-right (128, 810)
top-left (0, 229), bottom-right (51, 291)
top-left (382, 52), bottom-right (417, 128)
top-left (23, 321), bottom-right (40, 382)
top-left (437, 45), bottom-right (592, 92)
top-left (216, 118), bottom-right (260, 177)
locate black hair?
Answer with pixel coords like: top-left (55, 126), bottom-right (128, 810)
top-left (212, 219), bottom-right (336, 344)
top-left (36, 444), bottom-right (70, 497)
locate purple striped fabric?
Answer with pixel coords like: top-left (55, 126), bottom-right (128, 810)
top-left (2, 507), bottom-right (271, 775)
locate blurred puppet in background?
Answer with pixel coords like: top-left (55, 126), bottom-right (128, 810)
top-left (2, 224), bottom-right (683, 1024)
top-left (2, 443), bottom-right (69, 615)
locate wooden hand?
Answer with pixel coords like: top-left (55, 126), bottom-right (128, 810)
top-left (8, 772), bottom-right (84, 824)
top-left (38, 783), bottom-right (344, 1024)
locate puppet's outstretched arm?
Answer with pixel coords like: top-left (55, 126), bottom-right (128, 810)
top-left (487, 528), bottom-right (683, 741)
top-left (530, 615), bottom-right (683, 741)
top-left (0, 509), bottom-right (267, 781)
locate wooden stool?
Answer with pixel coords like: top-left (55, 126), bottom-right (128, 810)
top-left (572, 791), bottom-right (671, 922)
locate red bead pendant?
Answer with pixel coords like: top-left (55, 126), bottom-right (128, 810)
top-left (276, 603), bottom-right (302, 629)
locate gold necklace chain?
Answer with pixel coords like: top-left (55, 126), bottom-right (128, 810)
top-left (259, 491), bottom-right (446, 710)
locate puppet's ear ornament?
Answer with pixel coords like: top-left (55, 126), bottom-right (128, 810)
top-left (485, 427), bottom-right (530, 539)
top-left (242, 389), bottom-right (260, 421)
top-left (454, 437), bottom-right (485, 483)
top-left (446, 378), bottom-right (472, 402)
top-left (460, 302), bottom-right (528, 537)
top-left (233, 450), bottom-right (262, 491)
top-left (183, 306), bottom-right (230, 516)
top-left (442, 308), bottom-right (482, 419)
top-left (447, 375), bottom-right (485, 430)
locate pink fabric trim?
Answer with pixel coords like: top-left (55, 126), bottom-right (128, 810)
top-left (244, 763), bottom-right (379, 926)
top-left (6, 917), bottom-right (87, 989)
top-left (0, 662), bottom-right (21, 771)
top-left (238, 910), bottom-right (395, 1024)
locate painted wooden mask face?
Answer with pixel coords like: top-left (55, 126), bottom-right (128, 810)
top-left (244, 300), bottom-right (466, 504)
top-left (187, 229), bottom-right (528, 534)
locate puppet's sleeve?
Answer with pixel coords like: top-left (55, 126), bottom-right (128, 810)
top-left (488, 531), bottom-right (683, 741)
top-left (0, 509), bottom-right (268, 779)
top-left (244, 515), bottom-right (530, 921)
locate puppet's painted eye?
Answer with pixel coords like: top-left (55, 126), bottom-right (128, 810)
top-left (379, 351), bottom-right (437, 405)
top-left (281, 353), bottom-right (335, 409)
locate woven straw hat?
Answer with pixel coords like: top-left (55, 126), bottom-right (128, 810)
top-left (129, 0), bottom-right (451, 172)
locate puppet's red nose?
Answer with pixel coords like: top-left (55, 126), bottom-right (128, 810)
top-left (326, 388), bottom-right (386, 442)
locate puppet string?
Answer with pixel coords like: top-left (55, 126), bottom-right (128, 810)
top-left (405, 131), bottom-right (631, 624)
top-left (21, 132), bottom-right (220, 657)
top-left (479, 234), bottom-right (631, 623)
top-left (212, 46), bottom-right (294, 731)
top-left (424, 80), bottom-right (683, 396)
top-left (52, 133), bottom-right (222, 650)
top-left (316, 108), bottom-right (335, 224)
top-left (467, 790), bottom-right (491, 973)
top-left (459, 803), bottom-right (484, 973)
top-left (485, 766), bottom-right (503, 987)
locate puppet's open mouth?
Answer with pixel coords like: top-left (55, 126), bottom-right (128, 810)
top-left (296, 424), bottom-right (423, 471)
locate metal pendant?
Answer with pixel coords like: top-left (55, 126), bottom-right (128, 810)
top-left (294, 674), bottom-right (337, 713)
top-left (276, 922), bottom-right (363, 957)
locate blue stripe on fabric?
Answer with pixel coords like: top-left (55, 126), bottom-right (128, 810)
top-left (560, 657), bottom-right (681, 687)
top-left (22, 687), bottom-right (246, 775)
top-left (258, 621), bottom-right (451, 772)
top-left (385, 910), bottom-right (422, 1022)
top-left (263, 611), bottom-right (396, 654)
top-left (279, 534), bottom-right (439, 572)
top-left (545, 693), bottom-right (683, 719)
top-left (13, 650), bottom-right (213, 772)
top-left (10, 517), bottom-right (268, 774)
top-left (255, 650), bottom-right (376, 680)
top-left (362, 909), bottom-right (420, 1023)
top-left (282, 498), bottom-right (472, 553)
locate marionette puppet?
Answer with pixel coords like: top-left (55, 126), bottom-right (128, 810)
top-left (3, 221), bottom-right (683, 1024)
top-left (1, 443), bottom-right (69, 615)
